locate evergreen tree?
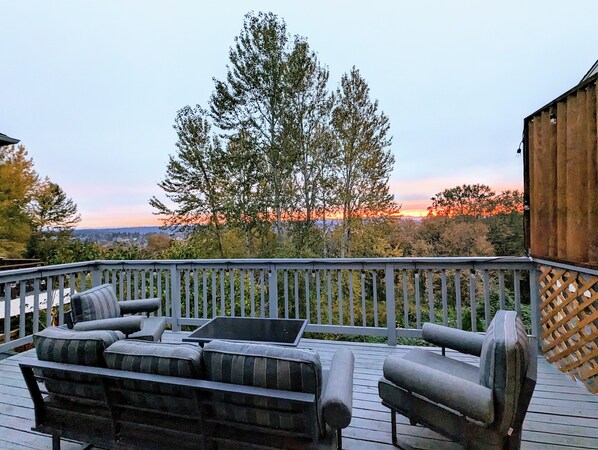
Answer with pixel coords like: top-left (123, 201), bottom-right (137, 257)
top-left (331, 67), bottom-right (395, 257)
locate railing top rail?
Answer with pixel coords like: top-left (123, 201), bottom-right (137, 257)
top-left (0, 261), bottom-right (94, 281)
top-left (533, 258), bottom-right (598, 276)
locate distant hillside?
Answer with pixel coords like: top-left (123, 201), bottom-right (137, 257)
top-left (74, 226), bottom-right (167, 236)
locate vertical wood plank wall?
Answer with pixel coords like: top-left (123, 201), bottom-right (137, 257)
top-left (526, 78), bottom-right (598, 267)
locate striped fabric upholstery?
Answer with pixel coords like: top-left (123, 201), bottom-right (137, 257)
top-left (71, 284), bottom-right (120, 323)
top-left (202, 340), bottom-right (323, 434)
top-left (104, 340), bottom-right (203, 414)
top-left (479, 310), bottom-right (530, 433)
top-left (33, 326), bottom-right (124, 401)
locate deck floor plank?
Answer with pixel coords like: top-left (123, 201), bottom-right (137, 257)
top-left (1, 332), bottom-right (596, 449)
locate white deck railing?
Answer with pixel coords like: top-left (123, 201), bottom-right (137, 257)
top-left (0, 257), bottom-right (540, 352)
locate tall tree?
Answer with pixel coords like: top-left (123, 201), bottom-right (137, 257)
top-left (283, 39), bottom-right (335, 250)
top-left (210, 12), bottom-right (298, 240)
top-left (150, 105), bottom-right (227, 257)
top-left (331, 67), bottom-right (395, 257)
top-left (0, 145), bottom-right (38, 257)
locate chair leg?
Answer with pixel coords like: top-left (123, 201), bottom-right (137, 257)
top-left (337, 429), bottom-right (342, 450)
top-left (391, 409), bottom-right (397, 446)
top-left (52, 433), bottom-right (61, 450)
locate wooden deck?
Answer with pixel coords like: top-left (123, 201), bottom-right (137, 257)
top-left (0, 333), bottom-right (597, 450)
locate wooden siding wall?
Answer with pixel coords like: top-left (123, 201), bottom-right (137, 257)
top-left (526, 79), bottom-right (598, 267)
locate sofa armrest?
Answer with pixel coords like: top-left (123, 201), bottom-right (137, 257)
top-left (383, 356), bottom-right (494, 424)
top-left (422, 323), bottom-right (485, 356)
top-left (322, 348), bottom-right (354, 429)
top-left (118, 298), bottom-right (160, 315)
top-left (73, 316), bottom-right (143, 336)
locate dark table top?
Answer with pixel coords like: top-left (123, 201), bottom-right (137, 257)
top-left (182, 316), bottom-right (308, 347)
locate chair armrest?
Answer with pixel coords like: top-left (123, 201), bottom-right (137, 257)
top-left (383, 357), bottom-right (494, 424)
top-left (322, 348), bottom-right (354, 429)
top-left (73, 316), bottom-right (143, 336)
top-left (422, 323), bottom-right (485, 356)
top-left (118, 298), bottom-right (160, 315)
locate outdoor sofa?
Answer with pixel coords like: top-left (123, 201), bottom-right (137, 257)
top-left (21, 326), bottom-right (355, 449)
top-left (378, 310), bottom-right (537, 450)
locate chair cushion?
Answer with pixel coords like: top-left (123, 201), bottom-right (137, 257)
top-left (33, 326), bottom-right (124, 401)
top-left (71, 284), bottom-right (121, 323)
top-left (202, 340), bottom-right (323, 433)
top-left (403, 348), bottom-right (479, 383)
top-left (479, 310), bottom-right (530, 433)
top-left (104, 340), bottom-right (203, 414)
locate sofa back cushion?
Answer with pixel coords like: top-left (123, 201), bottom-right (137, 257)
top-left (104, 340), bottom-right (203, 415)
top-left (33, 326), bottom-right (124, 401)
top-left (71, 283), bottom-right (120, 323)
top-left (479, 310), bottom-right (530, 433)
top-left (202, 340), bottom-right (323, 435)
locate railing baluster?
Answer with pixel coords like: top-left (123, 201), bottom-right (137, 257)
top-left (337, 270), bottom-right (343, 326)
top-left (157, 270), bottom-right (163, 316)
top-left (165, 270), bottom-right (171, 319)
top-left (294, 271), bottom-right (299, 319)
top-left (230, 269), bottom-right (235, 317)
top-left (141, 270), bottom-right (146, 299)
top-left (58, 276), bottom-right (65, 326)
top-left (427, 269), bottom-right (434, 323)
top-left (498, 270), bottom-right (506, 310)
top-left (260, 270), bottom-right (265, 318)
top-left (349, 270), bottom-right (354, 327)
top-left (250, 270), bottom-right (256, 317)
top-left (119, 270), bottom-right (124, 301)
top-left (202, 269), bottom-right (207, 319)
top-left (304, 270), bottom-right (310, 323)
top-left (150, 270), bottom-right (155, 300)
top-left (126, 271), bottom-right (131, 300)
top-left (33, 278), bottom-right (40, 333)
top-left (240, 269), bottom-right (245, 318)
top-left (361, 271), bottom-right (367, 327)
top-left (284, 270), bottom-right (289, 319)
top-left (170, 266), bottom-right (181, 331)
top-left (415, 271), bottom-right (421, 329)
top-left (514, 270), bottom-right (521, 315)
top-left (212, 270), bottom-right (217, 318)
top-left (315, 270), bottom-right (321, 324)
top-left (483, 270), bottom-right (491, 330)
top-left (134, 270), bottom-right (139, 300)
top-left (469, 270), bottom-right (477, 332)
top-left (19, 281), bottom-right (26, 338)
top-left (440, 269), bottom-right (447, 326)
top-left (185, 270), bottom-right (191, 319)
top-left (4, 283), bottom-right (11, 342)
top-left (46, 277), bottom-right (53, 328)
top-left (455, 269), bottom-right (462, 329)
top-left (402, 270), bottom-right (409, 329)
top-left (193, 269), bottom-right (199, 318)
top-left (220, 269), bottom-right (225, 316)
top-left (385, 264), bottom-right (396, 345)
top-left (327, 270), bottom-right (332, 325)
top-left (373, 271), bottom-right (378, 328)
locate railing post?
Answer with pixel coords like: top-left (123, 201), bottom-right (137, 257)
top-left (529, 264), bottom-right (542, 349)
top-left (170, 265), bottom-right (181, 331)
top-left (269, 266), bottom-right (278, 318)
top-left (385, 264), bottom-right (397, 346)
top-left (91, 265), bottom-right (102, 287)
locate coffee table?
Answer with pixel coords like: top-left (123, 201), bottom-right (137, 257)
top-left (182, 316), bottom-right (308, 347)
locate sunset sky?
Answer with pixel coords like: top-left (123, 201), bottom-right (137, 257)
top-left (1, 1), bottom-right (596, 228)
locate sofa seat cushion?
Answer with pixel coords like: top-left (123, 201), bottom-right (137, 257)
top-left (104, 340), bottom-right (203, 414)
top-left (479, 310), bottom-right (530, 433)
top-left (71, 283), bottom-right (120, 322)
top-left (202, 340), bottom-right (323, 434)
top-left (33, 326), bottom-right (124, 401)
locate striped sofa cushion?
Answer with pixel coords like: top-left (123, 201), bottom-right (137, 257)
top-left (202, 340), bottom-right (323, 434)
top-left (71, 283), bottom-right (120, 323)
top-left (479, 310), bottom-right (530, 434)
top-left (33, 326), bottom-right (124, 401)
top-left (104, 340), bottom-right (203, 415)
